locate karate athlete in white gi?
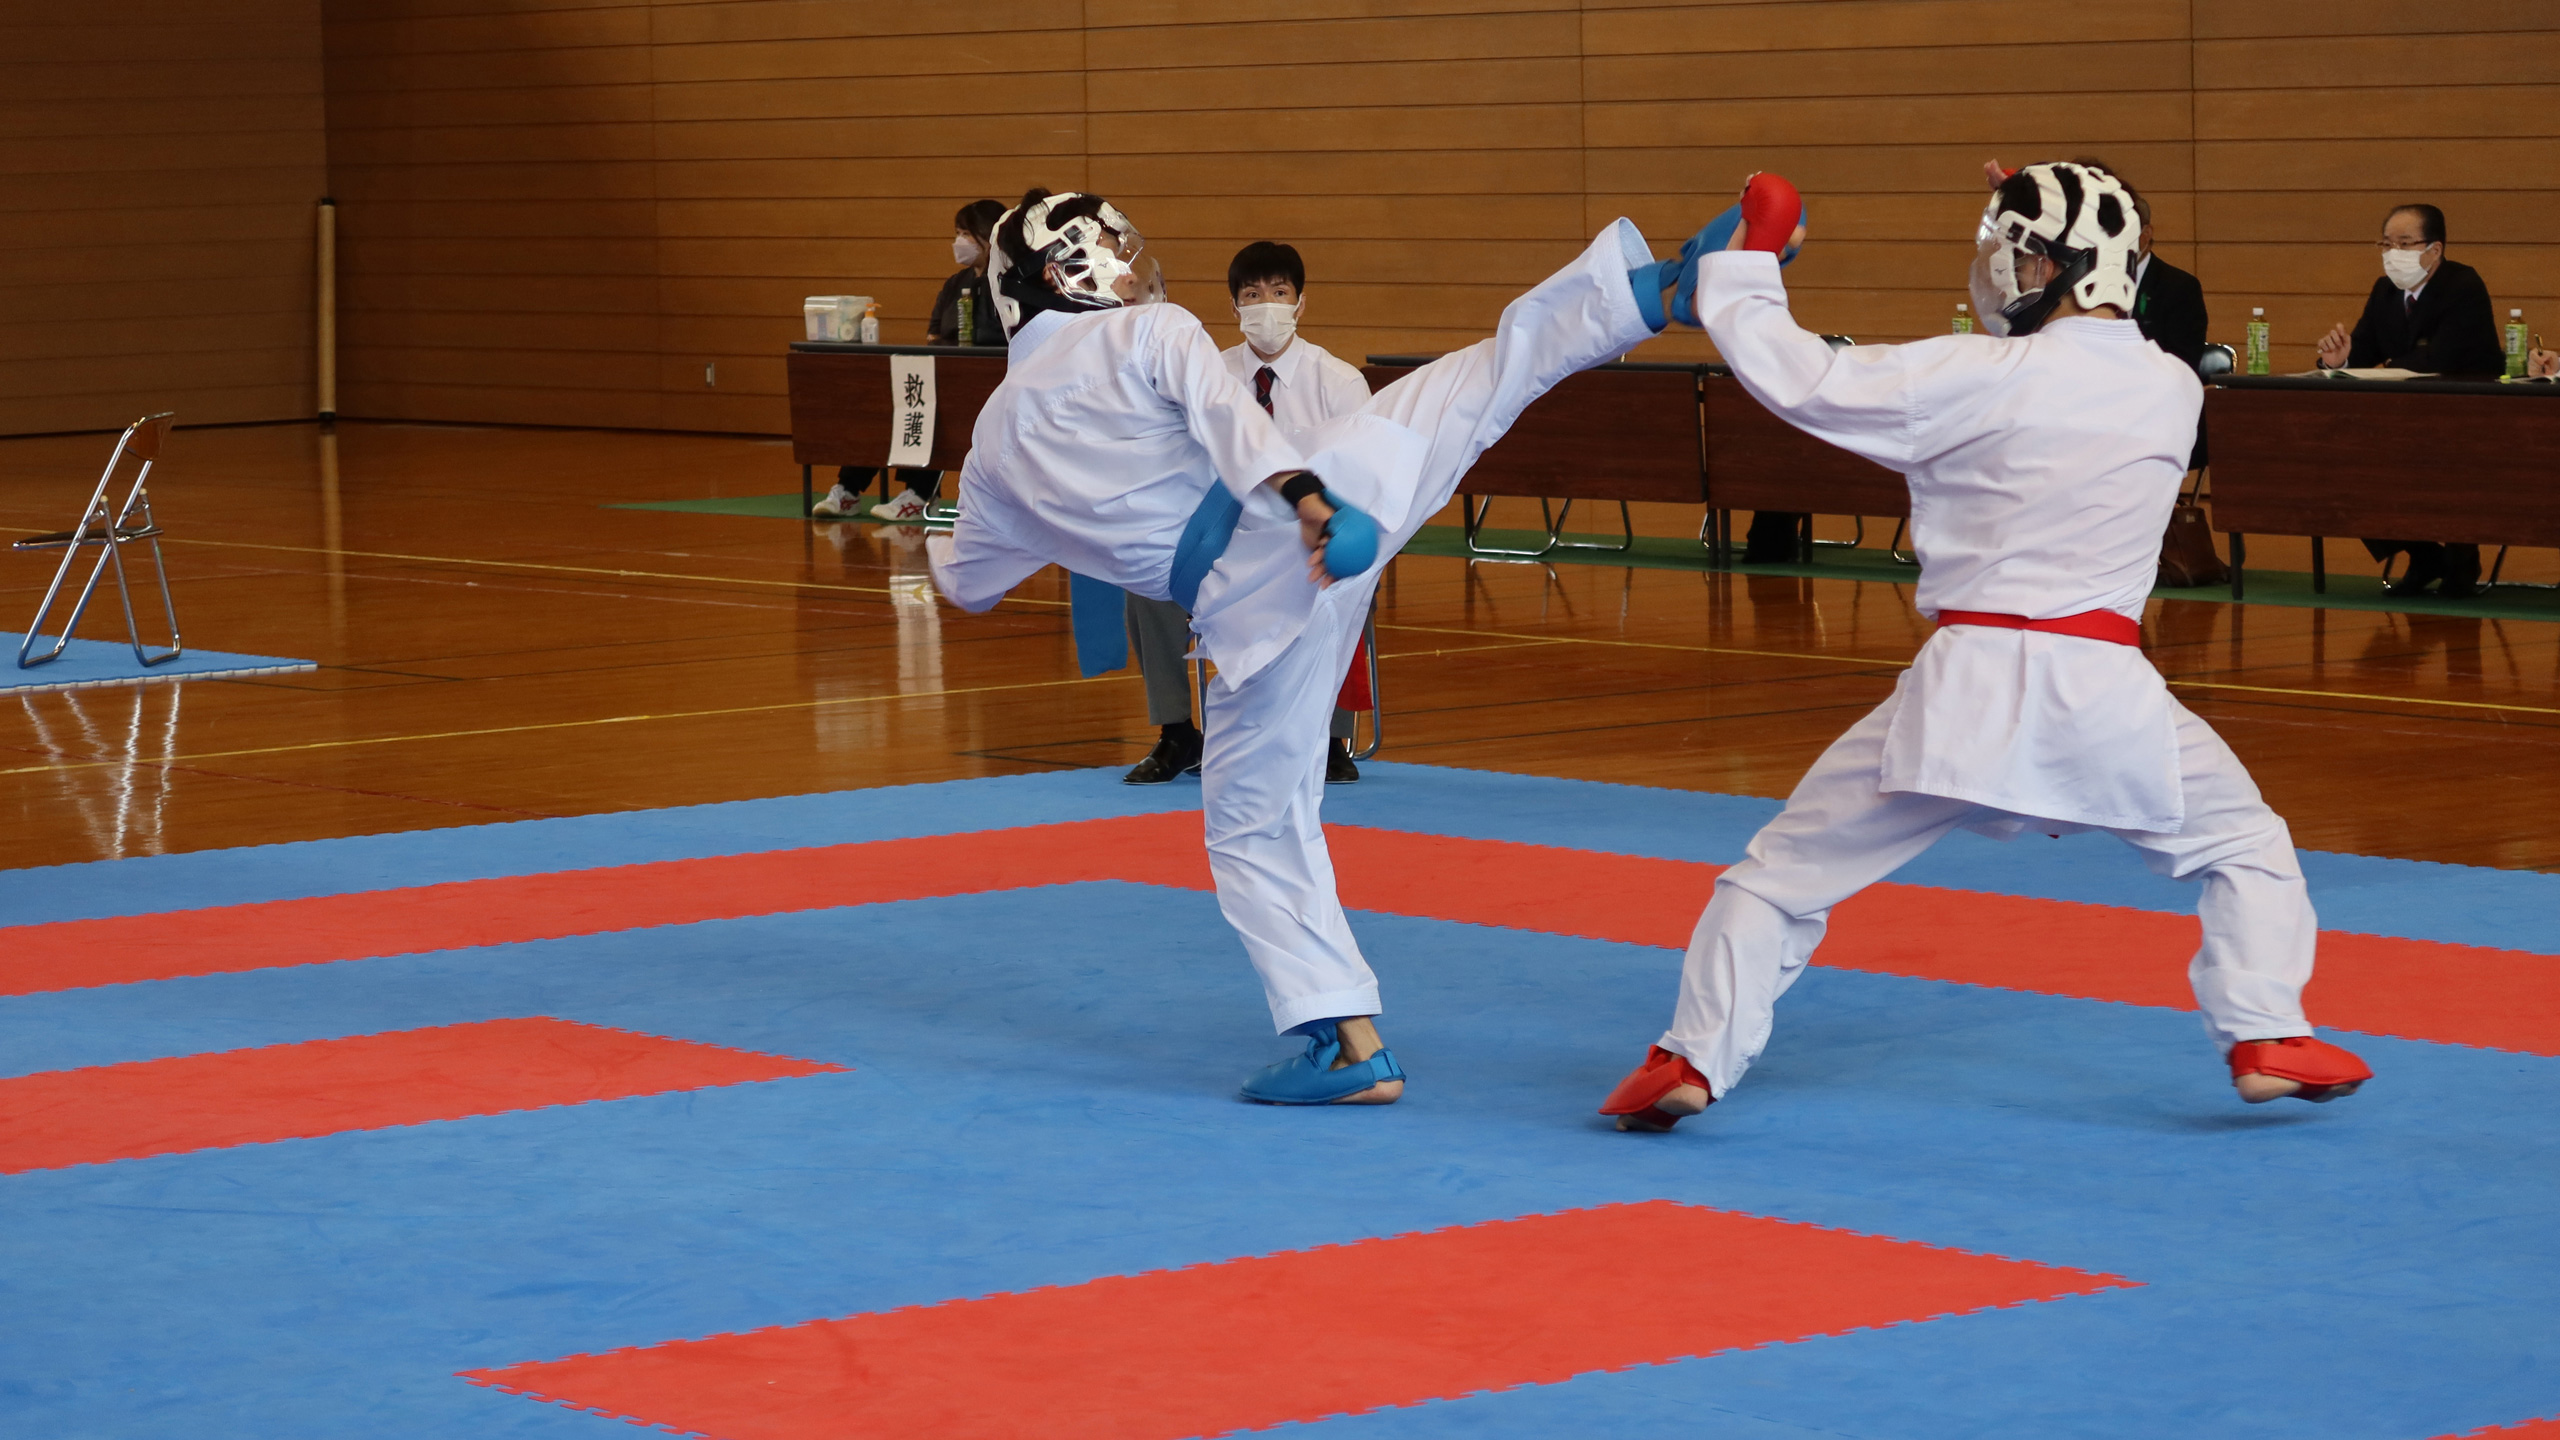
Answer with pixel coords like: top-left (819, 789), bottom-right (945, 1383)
top-left (929, 187), bottom-right (1684, 1105)
top-left (1600, 164), bottom-right (2375, 1132)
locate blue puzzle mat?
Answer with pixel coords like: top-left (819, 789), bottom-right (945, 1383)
top-left (2, 765), bottom-right (2554, 1439)
top-left (0, 632), bottom-right (315, 693)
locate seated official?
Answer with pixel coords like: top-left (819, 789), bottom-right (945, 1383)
top-left (814, 199), bottom-right (1008, 521)
top-left (2313, 203), bottom-right (2506, 598)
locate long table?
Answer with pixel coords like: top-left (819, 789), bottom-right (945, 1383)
top-left (2205, 375), bottom-right (2560, 598)
top-left (1361, 357), bottom-right (1904, 562)
top-left (1363, 357), bottom-right (1708, 557)
top-left (780, 342), bottom-right (1913, 563)
top-left (784, 342), bottom-right (1007, 515)
top-left (1700, 369), bottom-right (1905, 559)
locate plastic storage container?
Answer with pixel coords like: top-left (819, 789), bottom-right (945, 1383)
top-left (802, 295), bottom-right (873, 343)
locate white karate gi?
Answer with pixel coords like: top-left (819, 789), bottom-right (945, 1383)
top-left (1662, 251), bottom-right (2318, 1095)
top-left (932, 221), bottom-right (1657, 1032)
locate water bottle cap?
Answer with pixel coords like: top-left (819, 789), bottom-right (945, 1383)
top-left (2512, 309), bottom-right (2523, 317)
top-left (1956, 304), bottom-right (1968, 312)
top-left (2252, 308), bottom-right (2264, 316)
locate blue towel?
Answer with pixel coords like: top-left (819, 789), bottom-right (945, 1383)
top-left (1066, 571), bottom-right (1129, 678)
top-left (1168, 483), bottom-right (1244, 612)
top-left (1068, 483), bottom-right (1247, 678)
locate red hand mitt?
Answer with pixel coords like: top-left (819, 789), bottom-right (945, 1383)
top-left (1738, 172), bottom-right (1803, 254)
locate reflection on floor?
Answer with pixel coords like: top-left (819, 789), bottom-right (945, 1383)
top-left (0, 419), bottom-right (2553, 872)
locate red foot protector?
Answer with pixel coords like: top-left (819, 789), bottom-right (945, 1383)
top-left (2229, 1035), bottom-right (2373, 1101)
top-left (0, 1017), bottom-right (843, 1174)
top-left (1598, 1045), bottom-right (1713, 1130)
top-left (462, 1200), bottom-right (2130, 1440)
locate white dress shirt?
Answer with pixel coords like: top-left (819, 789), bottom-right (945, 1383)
top-left (1221, 335), bottom-right (1372, 441)
top-left (1699, 250), bottom-right (2203, 832)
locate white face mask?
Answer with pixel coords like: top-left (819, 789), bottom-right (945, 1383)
top-left (953, 234), bottom-right (984, 267)
top-left (1237, 299), bottom-right (1302, 355)
top-left (2382, 244), bottom-right (2431, 291)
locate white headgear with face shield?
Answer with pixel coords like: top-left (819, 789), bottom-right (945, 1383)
top-left (1970, 162), bottom-right (2141, 337)
top-left (989, 189), bottom-right (1162, 337)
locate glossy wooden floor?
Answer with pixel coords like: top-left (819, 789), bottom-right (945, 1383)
top-left (1, 421), bottom-right (2555, 878)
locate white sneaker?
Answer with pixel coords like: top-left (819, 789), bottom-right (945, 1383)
top-left (871, 489), bottom-right (930, 522)
top-left (810, 483), bottom-right (863, 518)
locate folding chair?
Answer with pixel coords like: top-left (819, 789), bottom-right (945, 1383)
top-left (15, 412), bottom-right (182, 669)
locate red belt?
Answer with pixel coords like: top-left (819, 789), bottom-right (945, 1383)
top-left (1935, 609), bottom-right (2142, 647)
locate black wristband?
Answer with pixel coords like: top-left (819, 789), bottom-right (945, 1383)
top-left (1278, 471), bottom-right (1326, 506)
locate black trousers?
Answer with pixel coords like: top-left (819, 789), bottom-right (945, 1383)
top-left (836, 465), bottom-right (941, 502)
top-left (1743, 510), bottom-right (1809, 562)
top-left (2362, 538), bottom-right (2480, 585)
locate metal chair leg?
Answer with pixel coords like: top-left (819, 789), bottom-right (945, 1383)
top-left (923, 469), bottom-right (960, 528)
top-left (16, 412), bottom-right (181, 669)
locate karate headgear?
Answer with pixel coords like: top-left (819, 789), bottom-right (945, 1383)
top-left (1976, 162), bottom-right (2140, 336)
top-left (990, 189), bottom-right (1155, 337)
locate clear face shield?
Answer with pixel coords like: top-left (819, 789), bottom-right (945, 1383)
top-left (1970, 198), bottom-right (2017, 338)
top-left (1096, 224), bottom-right (1165, 306)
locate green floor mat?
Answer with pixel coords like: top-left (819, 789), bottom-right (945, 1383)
top-left (613, 493), bottom-right (832, 519)
top-left (604, 496), bottom-right (2560, 622)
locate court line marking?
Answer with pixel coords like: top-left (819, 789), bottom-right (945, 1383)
top-left (7, 531), bottom-right (2543, 723)
top-left (1380, 622), bottom-right (2560, 717)
top-left (0, 640), bottom-right (1554, 778)
top-left (0, 527), bottom-right (1079, 611)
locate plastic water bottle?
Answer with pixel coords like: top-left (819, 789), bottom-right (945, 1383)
top-left (2245, 309), bottom-right (2271, 375)
top-left (858, 300), bottom-right (881, 345)
top-left (956, 290), bottom-right (976, 346)
top-left (2506, 309), bottom-right (2528, 378)
top-left (1952, 303), bottom-right (1973, 335)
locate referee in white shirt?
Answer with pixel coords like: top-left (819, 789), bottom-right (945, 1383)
top-left (1123, 242), bottom-right (1375, 785)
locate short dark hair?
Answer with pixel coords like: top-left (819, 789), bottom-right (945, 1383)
top-left (955, 199), bottom-right (1005, 245)
top-left (1227, 240), bottom-right (1305, 298)
top-left (2068, 156), bottom-right (2149, 229)
top-left (2387, 203), bottom-right (2447, 244)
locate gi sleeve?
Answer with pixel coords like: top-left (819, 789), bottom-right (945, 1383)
top-left (1699, 251), bottom-right (2002, 472)
top-left (1145, 310), bottom-right (1308, 502)
top-left (925, 458), bottom-right (1047, 613)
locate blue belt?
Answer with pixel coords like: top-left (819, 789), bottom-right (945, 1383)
top-left (1066, 483), bottom-right (1243, 679)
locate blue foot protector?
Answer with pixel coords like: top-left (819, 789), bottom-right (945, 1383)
top-left (1670, 203), bottom-right (1743, 328)
top-left (1239, 1022), bottom-right (1406, 1104)
top-left (1626, 257), bottom-right (1678, 331)
top-left (1317, 493), bottom-right (1379, 581)
top-left (1666, 199), bottom-right (1806, 327)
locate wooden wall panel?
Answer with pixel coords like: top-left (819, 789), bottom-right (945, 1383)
top-left (2196, 4), bottom-right (2560, 372)
top-left (0, 2), bottom-right (328, 437)
top-left (309, 0), bottom-right (2560, 433)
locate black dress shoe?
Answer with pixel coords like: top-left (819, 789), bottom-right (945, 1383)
top-left (2436, 578), bottom-right (2482, 600)
top-left (1123, 729), bottom-right (1203, 785)
top-left (2383, 575), bottom-right (2439, 598)
top-left (1325, 739), bottom-right (1360, 784)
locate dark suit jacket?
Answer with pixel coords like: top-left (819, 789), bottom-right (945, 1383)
top-left (2131, 255), bottom-right (2208, 370)
top-left (2347, 258), bottom-right (2505, 376)
top-left (2131, 254), bottom-right (2210, 469)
